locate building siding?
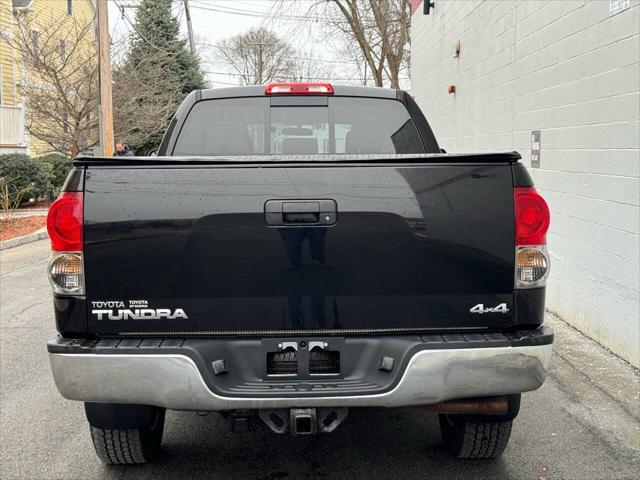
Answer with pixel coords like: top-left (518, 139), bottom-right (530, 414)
top-left (411, 0), bottom-right (640, 367)
top-left (1, 1), bottom-right (25, 152)
top-left (0, 0), bottom-right (96, 155)
top-left (1, 0), bottom-right (18, 106)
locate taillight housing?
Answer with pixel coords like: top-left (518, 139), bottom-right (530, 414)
top-left (515, 187), bottom-right (550, 245)
top-left (515, 187), bottom-right (550, 289)
top-left (47, 192), bottom-right (82, 251)
top-left (265, 82), bottom-right (334, 95)
top-left (46, 192), bottom-right (84, 295)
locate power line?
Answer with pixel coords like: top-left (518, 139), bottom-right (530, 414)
top-left (194, 1), bottom-right (276, 15)
top-left (211, 79), bottom-right (243, 86)
top-left (204, 70), bottom-right (408, 82)
top-left (113, 1), bottom-right (409, 86)
top-left (201, 39), bottom-right (370, 66)
top-left (201, 41), bottom-right (363, 65)
top-left (113, 0), bottom-right (190, 56)
top-left (189, 1), bottom-right (328, 22)
top-left (112, 1), bottom-right (354, 74)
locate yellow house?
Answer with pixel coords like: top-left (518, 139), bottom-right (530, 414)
top-left (0, 0), bottom-right (97, 156)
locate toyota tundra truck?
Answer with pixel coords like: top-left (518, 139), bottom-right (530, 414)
top-left (46, 83), bottom-right (552, 464)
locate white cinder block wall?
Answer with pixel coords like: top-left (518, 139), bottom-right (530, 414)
top-left (411, 0), bottom-right (640, 367)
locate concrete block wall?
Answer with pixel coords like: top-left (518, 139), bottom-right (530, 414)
top-left (411, 0), bottom-right (640, 367)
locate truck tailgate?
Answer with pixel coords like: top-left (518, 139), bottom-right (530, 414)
top-left (83, 162), bottom-right (515, 334)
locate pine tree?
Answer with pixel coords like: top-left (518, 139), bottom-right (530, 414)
top-left (114, 0), bottom-right (206, 155)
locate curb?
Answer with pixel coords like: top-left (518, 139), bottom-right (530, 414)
top-left (1, 208), bottom-right (49, 219)
top-left (0, 228), bottom-right (48, 251)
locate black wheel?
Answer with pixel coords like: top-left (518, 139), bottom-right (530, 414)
top-left (89, 408), bottom-right (165, 464)
top-left (439, 414), bottom-right (512, 459)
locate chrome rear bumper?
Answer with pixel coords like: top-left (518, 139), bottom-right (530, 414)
top-left (49, 341), bottom-right (552, 410)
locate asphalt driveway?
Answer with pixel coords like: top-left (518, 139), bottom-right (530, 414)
top-left (1, 240), bottom-right (638, 479)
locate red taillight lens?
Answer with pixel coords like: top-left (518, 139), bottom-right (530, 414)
top-left (265, 82), bottom-right (334, 95)
top-left (515, 187), bottom-right (550, 245)
top-left (47, 192), bottom-right (83, 251)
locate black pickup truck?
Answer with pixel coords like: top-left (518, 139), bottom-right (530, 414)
top-left (46, 83), bottom-right (552, 464)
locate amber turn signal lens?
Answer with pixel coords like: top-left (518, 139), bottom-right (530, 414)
top-left (516, 246), bottom-right (549, 288)
top-left (48, 252), bottom-right (84, 295)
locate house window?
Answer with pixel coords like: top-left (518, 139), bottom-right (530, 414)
top-left (63, 113), bottom-right (69, 134)
top-left (59, 39), bottom-right (66, 62)
top-left (67, 0), bottom-right (73, 16)
top-left (31, 29), bottom-right (39, 57)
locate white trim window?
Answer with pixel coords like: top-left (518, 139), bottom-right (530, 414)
top-left (67, 0), bottom-right (73, 16)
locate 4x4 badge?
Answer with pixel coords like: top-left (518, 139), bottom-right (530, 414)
top-left (469, 303), bottom-right (509, 314)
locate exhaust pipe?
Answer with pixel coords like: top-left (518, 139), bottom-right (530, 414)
top-left (422, 396), bottom-right (510, 415)
top-left (290, 408), bottom-right (317, 435)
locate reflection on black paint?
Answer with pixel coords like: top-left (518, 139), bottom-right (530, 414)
top-left (278, 228), bottom-right (339, 329)
top-left (278, 228), bottom-right (327, 267)
top-left (82, 165), bottom-right (524, 335)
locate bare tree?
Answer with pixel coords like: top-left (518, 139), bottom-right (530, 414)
top-left (325, 0), bottom-right (411, 88)
top-left (216, 27), bottom-right (297, 85)
top-left (7, 13), bottom-right (100, 156)
top-left (288, 50), bottom-right (335, 83)
top-left (272, 0), bottom-right (411, 88)
top-left (0, 177), bottom-right (32, 221)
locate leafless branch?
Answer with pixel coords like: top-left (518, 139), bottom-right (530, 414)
top-left (8, 12), bottom-right (100, 156)
top-left (215, 27), bottom-right (297, 85)
top-left (271, 0), bottom-right (411, 88)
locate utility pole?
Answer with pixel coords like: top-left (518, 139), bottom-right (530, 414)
top-left (247, 42), bottom-right (269, 84)
top-left (257, 43), bottom-right (263, 84)
top-left (183, 0), bottom-right (196, 55)
top-left (97, 0), bottom-right (114, 156)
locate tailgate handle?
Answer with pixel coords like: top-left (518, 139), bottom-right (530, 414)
top-left (284, 212), bottom-right (319, 224)
top-left (265, 199), bottom-right (337, 226)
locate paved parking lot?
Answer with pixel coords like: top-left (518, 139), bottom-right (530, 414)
top-left (1, 240), bottom-right (639, 479)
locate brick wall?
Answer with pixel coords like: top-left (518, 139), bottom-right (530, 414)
top-left (411, 0), bottom-right (640, 367)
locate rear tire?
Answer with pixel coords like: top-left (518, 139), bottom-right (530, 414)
top-left (89, 409), bottom-right (165, 464)
top-left (439, 414), bottom-right (512, 459)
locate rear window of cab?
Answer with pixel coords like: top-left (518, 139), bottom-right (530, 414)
top-left (172, 97), bottom-right (426, 156)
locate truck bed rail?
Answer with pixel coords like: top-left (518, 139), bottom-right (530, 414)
top-left (73, 152), bottom-right (522, 167)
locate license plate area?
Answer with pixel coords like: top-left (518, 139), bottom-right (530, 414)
top-left (266, 349), bottom-right (298, 376)
top-left (309, 349), bottom-right (340, 375)
top-left (263, 338), bottom-right (343, 379)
